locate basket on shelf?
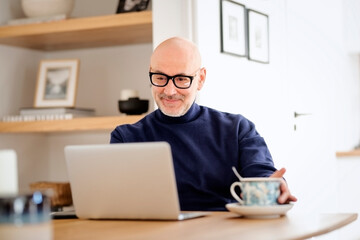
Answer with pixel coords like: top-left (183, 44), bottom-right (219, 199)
top-left (29, 181), bottom-right (72, 208)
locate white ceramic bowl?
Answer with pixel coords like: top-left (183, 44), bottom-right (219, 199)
top-left (21, 0), bottom-right (75, 18)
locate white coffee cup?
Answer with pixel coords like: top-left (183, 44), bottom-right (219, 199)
top-left (230, 177), bottom-right (281, 206)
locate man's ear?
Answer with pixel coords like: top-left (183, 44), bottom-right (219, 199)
top-left (197, 67), bottom-right (207, 90)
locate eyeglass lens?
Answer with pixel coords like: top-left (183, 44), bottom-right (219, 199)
top-left (151, 74), bottom-right (192, 89)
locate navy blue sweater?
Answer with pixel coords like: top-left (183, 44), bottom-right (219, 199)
top-left (110, 103), bottom-right (276, 211)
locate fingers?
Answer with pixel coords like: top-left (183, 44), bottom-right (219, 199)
top-left (271, 168), bottom-right (298, 204)
top-left (278, 181), bottom-right (289, 203)
top-left (270, 168), bottom-right (286, 178)
top-left (279, 193), bottom-right (298, 204)
top-left (278, 180), bottom-right (298, 204)
top-left (287, 194), bottom-right (298, 202)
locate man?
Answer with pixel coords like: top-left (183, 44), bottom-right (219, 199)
top-left (111, 37), bottom-right (297, 211)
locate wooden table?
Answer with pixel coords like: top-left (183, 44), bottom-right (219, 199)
top-left (52, 212), bottom-right (358, 240)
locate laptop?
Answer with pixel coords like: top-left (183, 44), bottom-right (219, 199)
top-left (63, 142), bottom-right (206, 220)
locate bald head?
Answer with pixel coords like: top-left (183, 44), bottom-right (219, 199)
top-left (150, 37), bottom-right (202, 75)
top-left (149, 37), bottom-right (206, 117)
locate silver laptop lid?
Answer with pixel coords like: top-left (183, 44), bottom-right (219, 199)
top-left (65, 142), bottom-right (182, 220)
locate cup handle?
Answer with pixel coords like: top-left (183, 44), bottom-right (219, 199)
top-left (230, 182), bottom-right (244, 204)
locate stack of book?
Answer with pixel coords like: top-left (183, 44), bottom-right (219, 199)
top-left (1, 108), bottom-right (95, 122)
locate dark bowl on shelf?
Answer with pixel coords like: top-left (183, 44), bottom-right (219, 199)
top-left (118, 97), bottom-right (149, 115)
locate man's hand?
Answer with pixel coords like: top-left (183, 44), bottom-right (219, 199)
top-left (270, 168), bottom-right (297, 204)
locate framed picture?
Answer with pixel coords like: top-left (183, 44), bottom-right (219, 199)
top-left (220, 0), bottom-right (247, 57)
top-left (34, 59), bottom-right (80, 108)
top-left (247, 9), bottom-right (269, 63)
top-left (116, 0), bottom-right (150, 13)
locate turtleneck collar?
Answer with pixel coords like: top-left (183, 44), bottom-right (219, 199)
top-left (155, 102), bottom-right (201, 124)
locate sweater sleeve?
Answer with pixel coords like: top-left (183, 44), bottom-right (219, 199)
top-left (237, 118), bottom-right (276, 177)
top-left (110, 127), bottom-right (125, 143)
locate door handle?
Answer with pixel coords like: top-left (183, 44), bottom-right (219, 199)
top-left (294, 112), bottom-right (312, 118)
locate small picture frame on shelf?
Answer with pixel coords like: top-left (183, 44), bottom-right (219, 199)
top-left (34, 59), bottom-right (80, 108)
top-left (116, 0), bottom-right (150, 13)
top-left (220, 0), bottom-right (247, 57)
top-left (247, 9), bottom-right (269, 63)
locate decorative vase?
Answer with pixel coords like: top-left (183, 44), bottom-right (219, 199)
top-left (21, 0), bottom-right (75, 18)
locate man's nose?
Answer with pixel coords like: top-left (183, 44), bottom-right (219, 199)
top-left (163, 79), bottom-right (177, 95)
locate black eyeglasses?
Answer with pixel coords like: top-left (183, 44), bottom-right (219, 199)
top-left (149, 71), bottom-right (198, 89)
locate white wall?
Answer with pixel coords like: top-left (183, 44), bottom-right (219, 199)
top-left (195, 0), bottom-right (290, 162)
top-left (344, 0), bottom-right (360, 53)
top-left (152, 0), bottom-right (194, 46)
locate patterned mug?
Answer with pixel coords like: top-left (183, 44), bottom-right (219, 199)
top-left (230, 178), bottom-right (281, 206)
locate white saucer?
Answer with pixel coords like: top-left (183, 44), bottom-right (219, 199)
top-left (225, 203), bottom-right (294, 219)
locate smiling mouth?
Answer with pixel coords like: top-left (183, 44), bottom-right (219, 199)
top-left (159, 94), bottom-right (184, 103)
top-left (163, 97), bottom-right (180, 102)
top-left (161, 98), bottom-right (181, 108)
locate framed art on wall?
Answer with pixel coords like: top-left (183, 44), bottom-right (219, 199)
top-left (247, 9), bottom-right (269, 63)
top-left (34, 59), bottom-right (80, 108)
top-left (220, 0), bottom-right (247, 57)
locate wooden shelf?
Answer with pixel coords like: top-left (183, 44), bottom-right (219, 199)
top-left (336, 149), bottom-right (360, 157)
top-left (0, 11), bottom-right (152, 51)
top-left (0, 115), bottom-right (143, 133)
top-left (0, 12), bottom-right (150, 132)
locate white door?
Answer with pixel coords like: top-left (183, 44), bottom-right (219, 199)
top-left (283, 0), bottom-right (338, 215)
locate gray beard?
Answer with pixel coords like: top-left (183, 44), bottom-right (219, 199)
top-left (160, 109), bottom-right (185, 117)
